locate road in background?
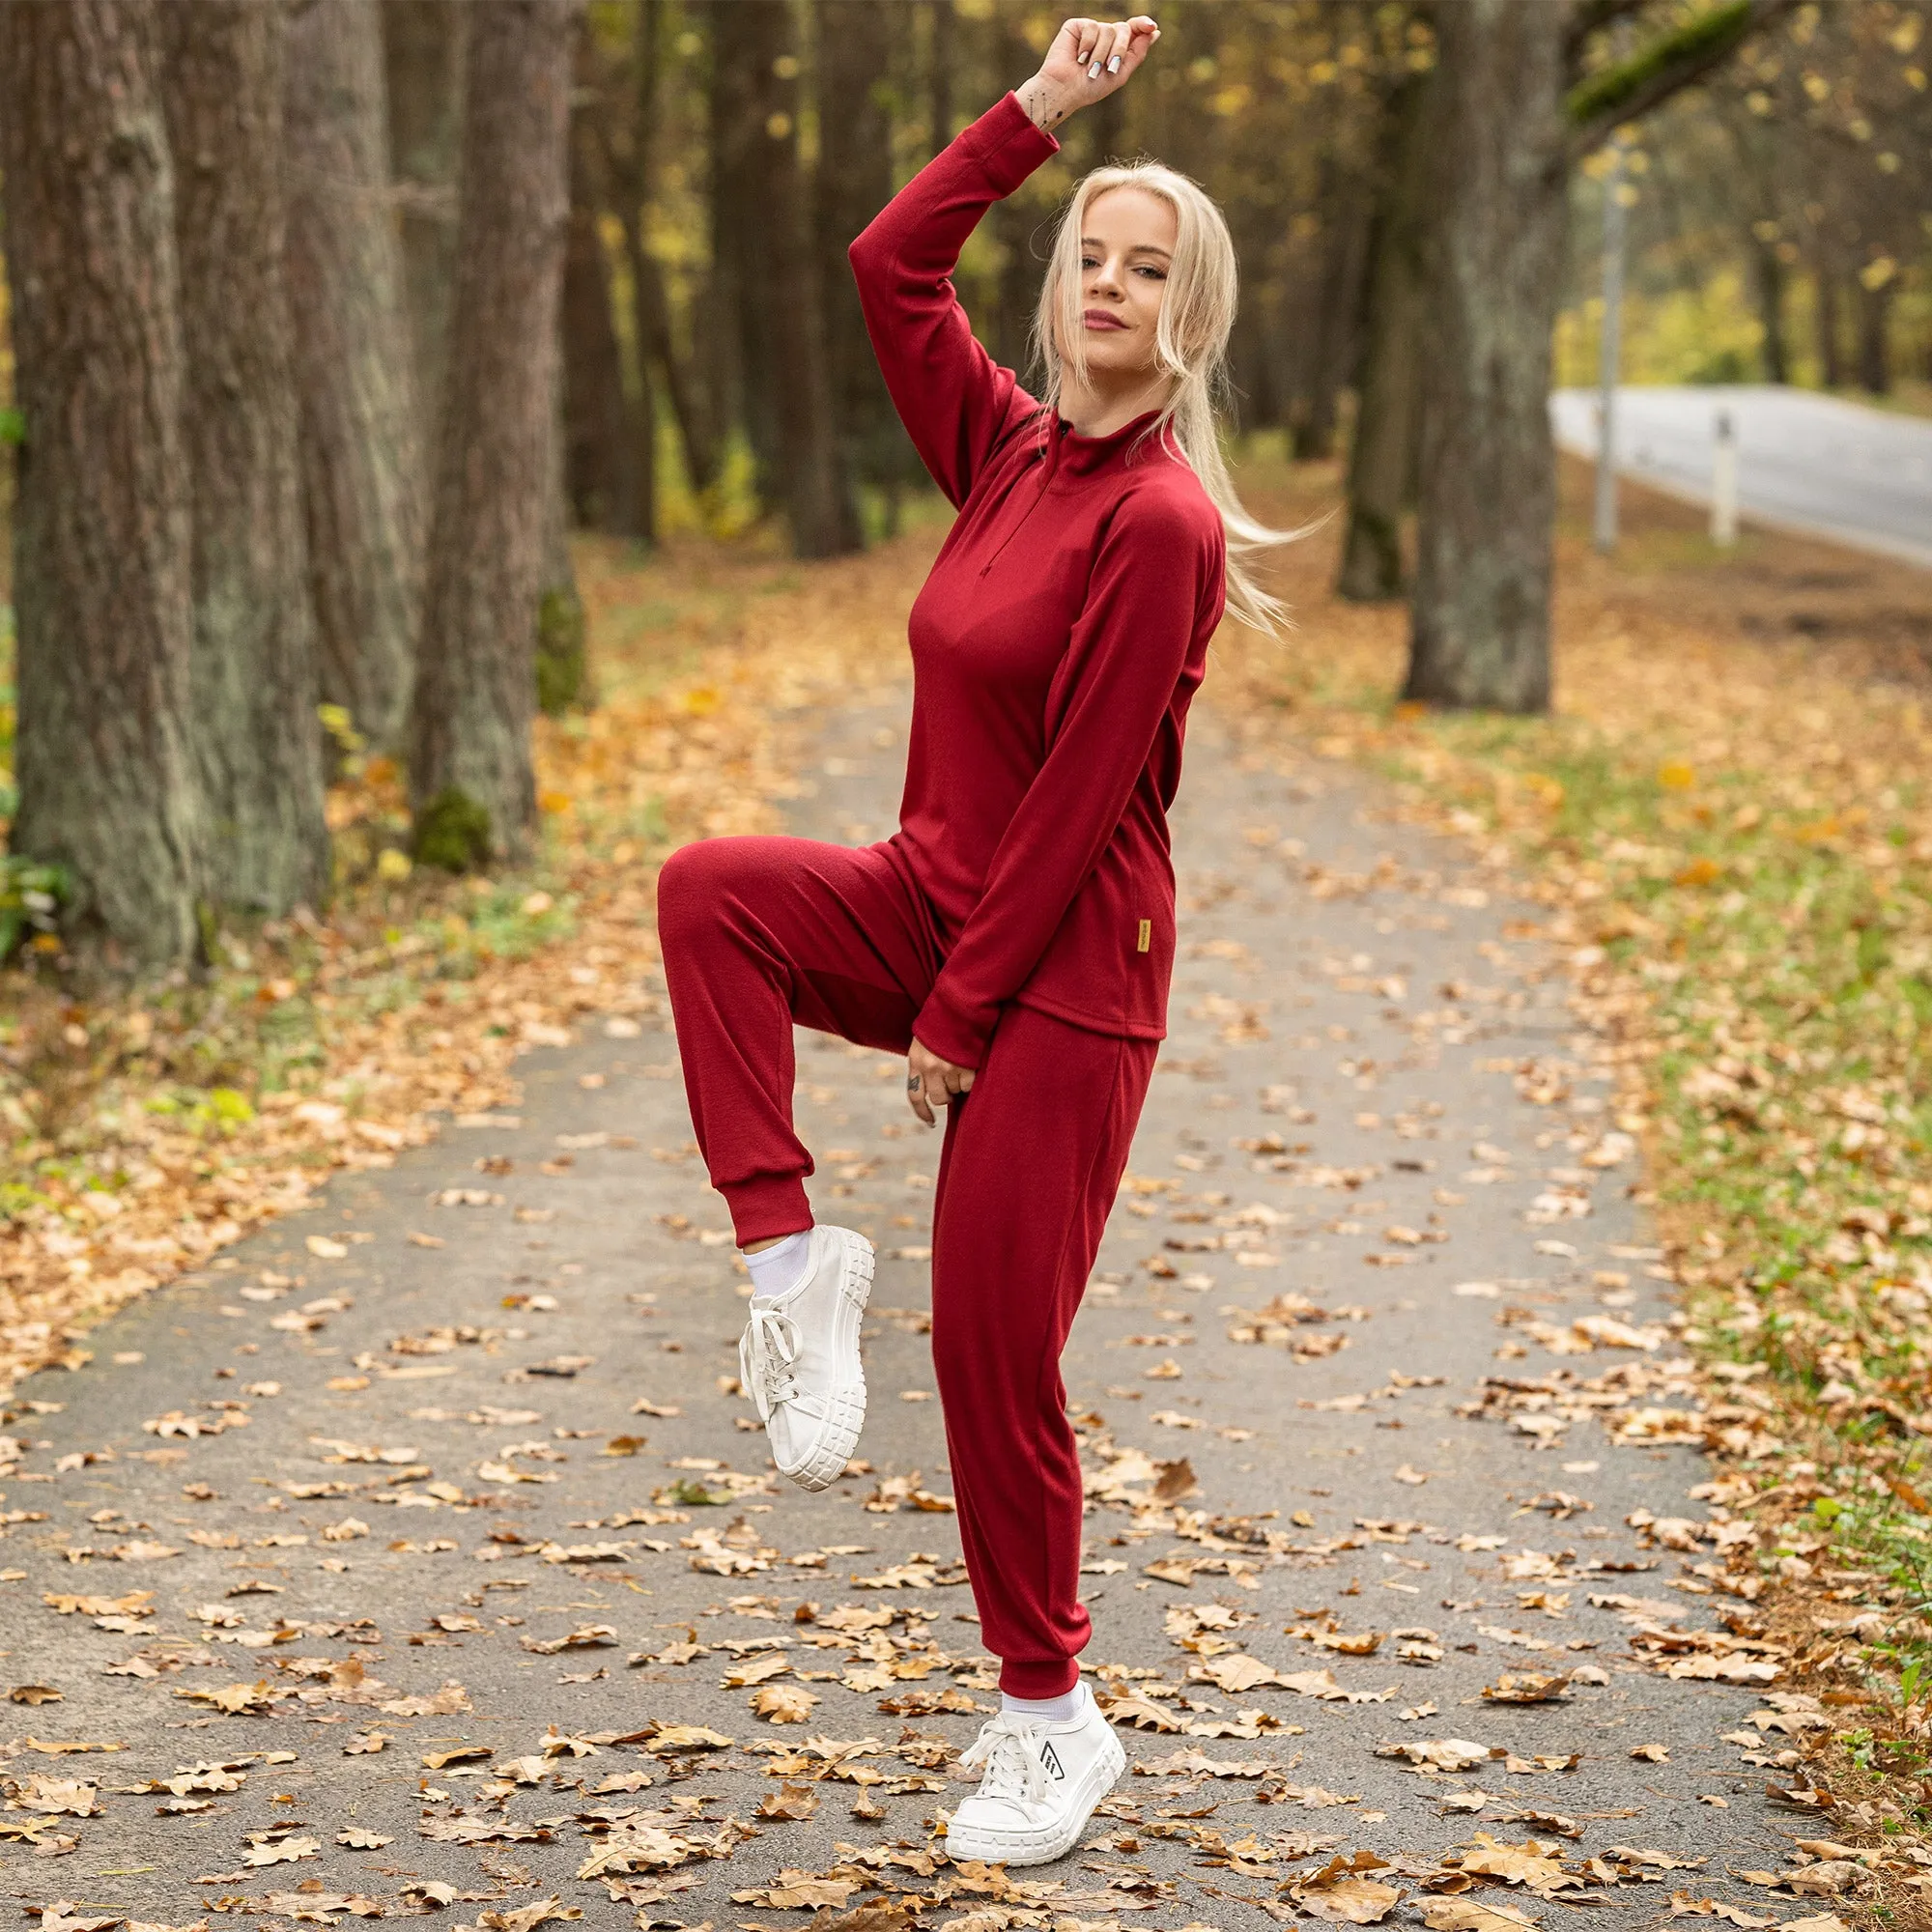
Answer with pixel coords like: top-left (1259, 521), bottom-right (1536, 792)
top-left (1551, 383), bottom-right (1932, 570)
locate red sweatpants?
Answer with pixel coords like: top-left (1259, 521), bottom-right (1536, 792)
top-left (656, 836), bottom-right (1157, 1696)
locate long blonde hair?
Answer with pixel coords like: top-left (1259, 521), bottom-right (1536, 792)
top-left (1029, 160), bottom-right (1300, 636)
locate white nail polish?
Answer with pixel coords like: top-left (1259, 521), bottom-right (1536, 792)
top-left (1107, 54), bottom-right (1121, 72)
top-left (1088, 59), bottom-right (1100, 77)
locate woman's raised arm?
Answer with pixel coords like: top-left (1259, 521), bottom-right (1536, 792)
top-left (846, 93), bottom-right (1060, 511)
top-left (846, 19), bottom-right (1156, 508)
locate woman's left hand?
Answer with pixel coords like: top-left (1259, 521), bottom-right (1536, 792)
top-left (906, 1037), bottom-right (974, 1128)
top-left (1017, 15), bottom-right (1159, 133)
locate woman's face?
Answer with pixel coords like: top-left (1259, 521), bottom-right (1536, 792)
top-left (1066, 185), bottom-right (1176, 379)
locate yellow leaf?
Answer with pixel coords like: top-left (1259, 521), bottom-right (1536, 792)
top-left (1657, 761), bottom-right (1696, 790)
top-left (1673, 857), bottom-right (1721, 888)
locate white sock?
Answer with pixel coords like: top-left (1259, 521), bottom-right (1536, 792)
top-left (743, 1228), bottom-right (812, 1300)
top-left (1001, 1685), bottom-right (1084, 1724)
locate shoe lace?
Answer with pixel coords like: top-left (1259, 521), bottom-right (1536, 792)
top-left (958, 1714), bottom-right (1050, 1806)
top-left (739, 1303), bottom-right (802, 1422)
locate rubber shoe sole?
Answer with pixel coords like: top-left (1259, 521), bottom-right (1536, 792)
top-left (942, 1722), bottom-right (1126, 1867)
top-left (771, 1228), bottom-right (874, 1493)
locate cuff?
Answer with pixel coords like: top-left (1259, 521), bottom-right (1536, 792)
top-left (958, 89), bottom-right (1061, 194)
top-left (911, 980), bottom-right (992, 1072)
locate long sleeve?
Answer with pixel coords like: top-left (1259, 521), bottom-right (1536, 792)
top-left (911, 488), bottom-right (1225, 1069)
top-left (847, 92), bottom-right (1059, 510)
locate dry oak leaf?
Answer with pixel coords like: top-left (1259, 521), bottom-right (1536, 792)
top-left (241, 1833), bottom-right (321, 1865)
top-left (473, 1902), bottom-right (579, 1932)
top-left (14, 1777), bottom-right (99, 1815)
top-left (1419, 1903), bottom-right (1541, 1932)
top-left (176, 1681), bottom-right (287, 1716)
top-left (627, 1723), bottom-right (735, 1752)
top-left (336, 1825), bottom-right (392, 1848)
top-left (1287, 1850), bottom-right (1403, 1923)
top-left (1453, 1835), bottom-right (1582, 1895)
top-left (1664, 1899), bottom-right (1778, 1927)
top-left (1376, 1738), bottom-right (1499, 1774)
top-left (731, 1873), bottom-right (862, 1911)
top-left (1630, 1743), bottom-right (1670, 1763)
top-left (1097, 1688), bottom-right (1186, 1733)
top-left (1481, 1674), bottom-right (1571, 1705)
top-left (758, 1780), bottom-right (821, 1819)
top-left (753, 1683), bottom-right (822, 1723)
top-left (9, 1685), bottom-right (63, 1704)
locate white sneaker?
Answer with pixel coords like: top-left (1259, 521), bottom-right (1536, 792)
top-left (943, 1681), bottom-right (1126, 1867)
top-left (737, 1224), bottom-right (873, 1492)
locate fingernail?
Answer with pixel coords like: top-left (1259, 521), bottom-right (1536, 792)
top-left (1107, 54), bottom-right (1121, 71)
top-left (1088, 58), bottom-right (1100, 77)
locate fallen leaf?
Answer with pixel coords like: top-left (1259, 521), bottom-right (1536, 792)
top-left (753, 1683), bottom-right (821, 1723)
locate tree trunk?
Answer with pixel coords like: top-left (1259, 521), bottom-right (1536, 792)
top-left (1406, 0), bottom-right (1567, 714)
top-left (160, 1), bottom-right (328, 917)
top-left (708, 6), bottom-right (776, 507)
top-left (383, 0), bottom-right (466, 458)
top-left (738, 0), bottom-right (860, 556)
top-left (1746, 229), bottom-right (1789, 384)
top-left (1814, 267), bottom-right (1847, 388)
top-left (1288, 159), bottom-right (1374, 463)
top-left (411, 0), bottom-right (575, 867)
top-left (1857, 279), bottom-right (1891, 396)
top-left (1339, 71), bottom-right (1434, 603)
top-left (926, 0), bottom-right (953, 156)
top-left (816, 0), bottom-right (918, 511)
top-left (563, 101), bottom-right (639, 535)
top-left (610, 0), bottom-right (711, 507)
top-left (0, 0), bottom-right (202, 964)
top-left (285, 0), bottom-right (424, 754)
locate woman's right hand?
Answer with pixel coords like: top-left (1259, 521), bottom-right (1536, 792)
top-left (1015, 15), bottom-right (1160, 135)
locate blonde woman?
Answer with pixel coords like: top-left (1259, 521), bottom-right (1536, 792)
top-left (656, 14), bottom-right (1293, 1864)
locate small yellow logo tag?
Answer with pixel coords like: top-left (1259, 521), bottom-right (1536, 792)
top-left (1136, 918), bottom-right (1151, 953)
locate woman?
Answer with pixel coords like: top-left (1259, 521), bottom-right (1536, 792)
top-left (656, 14), bottom-right (1293, 1866)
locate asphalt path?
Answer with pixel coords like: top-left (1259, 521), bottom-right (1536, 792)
top-left (1550, 383), bottom-right (1932, 570)
top-left (0, 683), bottom-right (1820, 1927)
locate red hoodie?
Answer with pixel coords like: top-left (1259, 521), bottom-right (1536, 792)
top-left (848, 89), bottom-right (1227, 1071)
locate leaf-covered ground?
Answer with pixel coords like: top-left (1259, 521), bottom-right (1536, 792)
top-left (3, 447), bottom-right (1931, 1920)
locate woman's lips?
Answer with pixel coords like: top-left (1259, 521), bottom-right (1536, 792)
top-left (1083, 310), bottom-right (1127, 331)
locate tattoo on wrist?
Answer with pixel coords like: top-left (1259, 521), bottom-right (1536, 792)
top-left (1019, 78), bottom-right (1066, 130)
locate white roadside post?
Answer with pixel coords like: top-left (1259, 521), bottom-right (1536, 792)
top-left (1711, 408), bottom-right (1739, 547)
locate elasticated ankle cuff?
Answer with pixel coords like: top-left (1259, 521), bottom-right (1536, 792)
top-left (721, 1171), bottom-right (813, 1247)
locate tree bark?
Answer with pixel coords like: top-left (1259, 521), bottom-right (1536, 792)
top-left (816, 0), bottom-right (918, 515)
top-left (160, 1), bottom-right (328, 917)
top-left (602, 0), bottom-right (712, 507)
top-left (0, 0), bottom-right (203, 963)
top-left (708, 6), bottom-right (776, 507)
top-left (1406, 0), bottom-right (1568, 713)
top-left (1286, 158), bottom-right (1373, 462)
top-left (926, 0), bottom-right (953, 156)
top-left (411, 0), bottom-right (576, 867)
top-left (1339, 71), bottom-right (1434, 603)
top-left (285, 0), bottom-right (424, 754)
top-left (1857, 280), bottom-right (1891, 396)
top-left (563, 97), bottom-right (640, 535)
top-left (1814, 268), bottom-right (1847, 388)
top-left (1746, 228), bottom-right (1790, 384)
top-left (736, 0), bottom-right (860, 556)
top-left (383, 0), bottom-right (466, 459)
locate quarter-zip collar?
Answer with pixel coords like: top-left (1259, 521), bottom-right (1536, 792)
top-left (1045, 405), bottom-right (1172, 480)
